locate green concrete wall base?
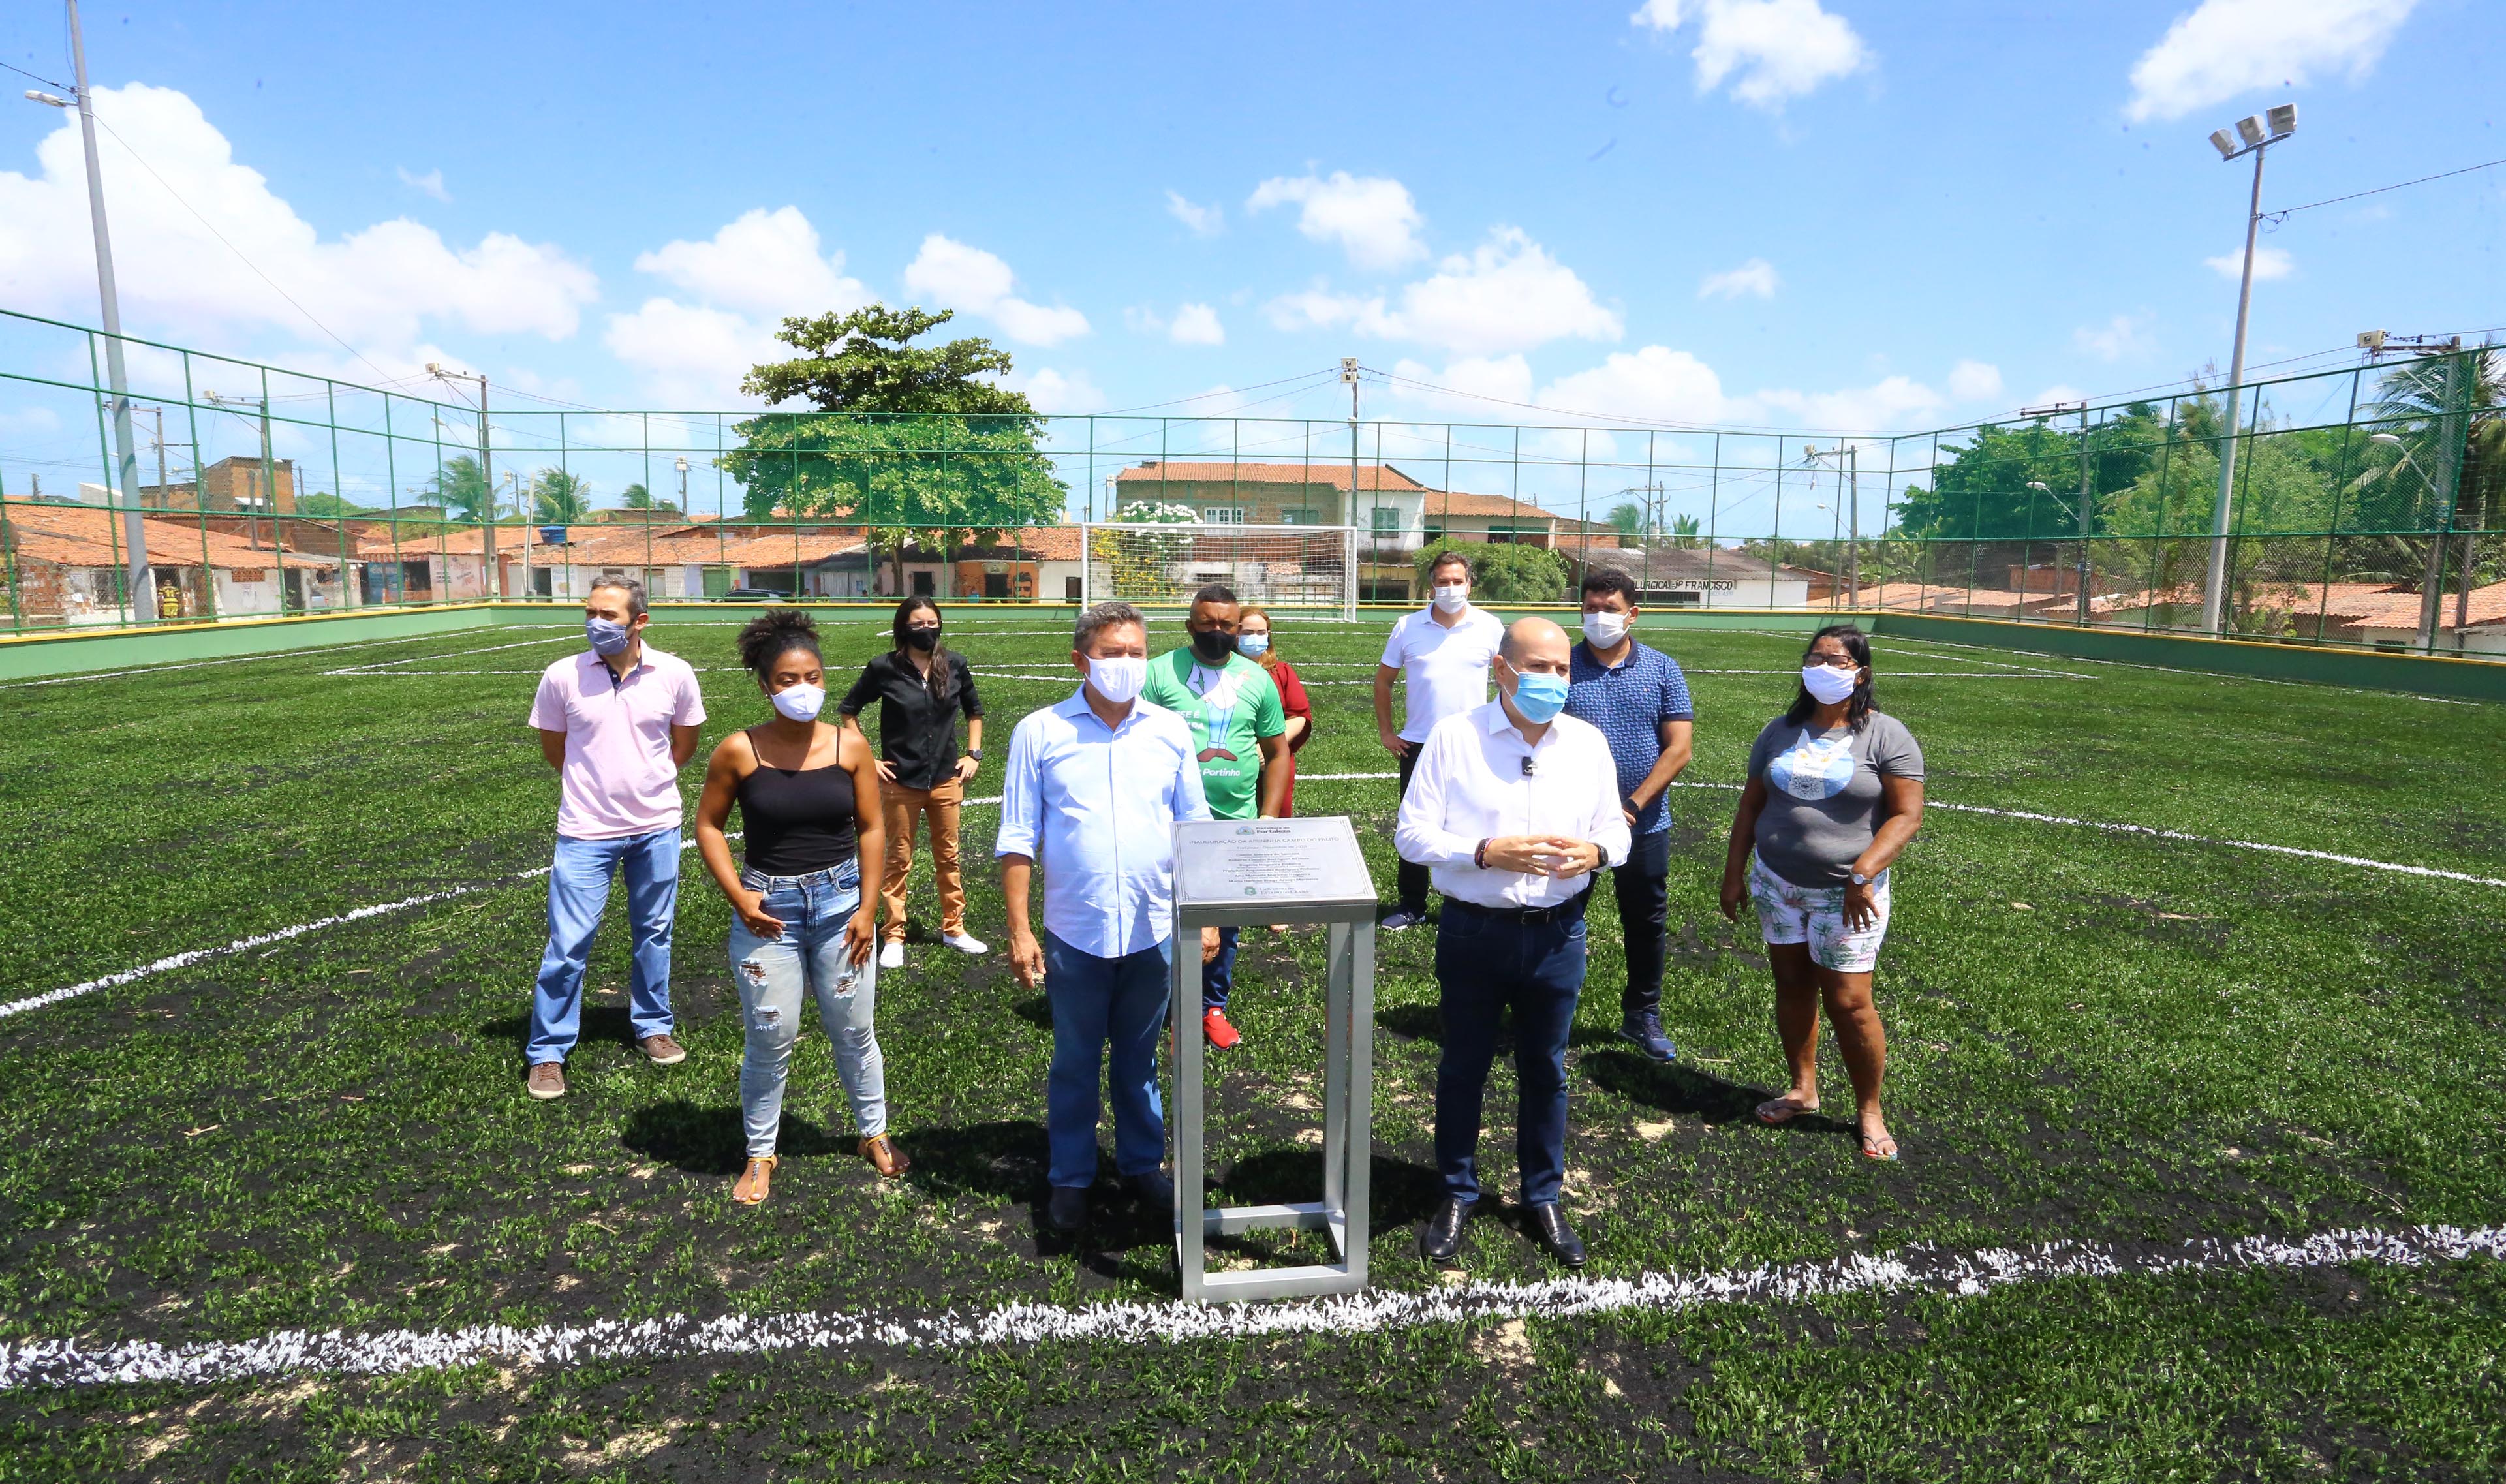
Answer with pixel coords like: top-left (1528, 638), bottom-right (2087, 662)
top-left (0, 605), bottom-right (496, 682)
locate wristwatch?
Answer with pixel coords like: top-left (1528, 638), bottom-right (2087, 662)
top-left (964, 748), bottom-right (983, 761)
top-left (1849, 870), bottom-right (1872, 886)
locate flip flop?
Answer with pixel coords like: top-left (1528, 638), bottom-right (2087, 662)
top-left (1755, 1097), bottom-right (1818, 1126)
top-left (1859, 1131), bottom-right (1900, 1162)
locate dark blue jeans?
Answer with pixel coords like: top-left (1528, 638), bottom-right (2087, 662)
top-left (1432, 895), bottom-right (1588, 1208)
top-left (1201, 925), bottom-right (1239, 1012)
top-left (1043, 931), bottom-right (1172, 1189)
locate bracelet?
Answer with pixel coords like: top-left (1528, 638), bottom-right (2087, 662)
top-left (1474, 838), bottom-right (1492, 869)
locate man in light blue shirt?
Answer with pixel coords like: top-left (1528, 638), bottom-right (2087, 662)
top-left (999, 601), bottom-right (1215, 1236)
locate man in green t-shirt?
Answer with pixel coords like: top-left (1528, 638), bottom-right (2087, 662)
top-left (1142, 582), bottom-right (1289, 1049)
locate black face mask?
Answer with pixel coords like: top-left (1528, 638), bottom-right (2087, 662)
top-left (1190, 628), bottom-right (1237, 664)
top-left (903, 626), bottom-right (940, 651)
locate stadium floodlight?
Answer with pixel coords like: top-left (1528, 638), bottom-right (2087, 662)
top-left (2209, 129), bottom-right (2238, 160)
top-left (25, 90), bottom-right (69, 107)
top-left (2199, 101), bottom-right (2297, 636)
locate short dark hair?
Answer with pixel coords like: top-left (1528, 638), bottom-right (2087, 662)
top-left (1073, 600), bottom-right (1145, 652)
top-left (1580, 568), bottom-right (1639, 608)
top-left (589, 574), bottom-right (648, 618)
top-left (1429, 551), bottom-right (1472, 580)
top-left (1192, 582), bottom-right (1238, 607)
top-left (1784, 623), bottom-right (1875, 732)
top-left (737, 608), bottom-right (820, 680)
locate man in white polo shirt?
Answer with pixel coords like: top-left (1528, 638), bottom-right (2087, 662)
top-left (522, 577), bottom-right (707, 1100)
top-left (1374, 549), bottom-right (1505, 930)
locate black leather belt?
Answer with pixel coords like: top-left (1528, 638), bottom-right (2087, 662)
top-left (1440, 892), bottom-right (1588, 925)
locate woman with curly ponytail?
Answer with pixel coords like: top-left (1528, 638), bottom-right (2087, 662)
top-left (694, 610), bottom-right (908, 1202)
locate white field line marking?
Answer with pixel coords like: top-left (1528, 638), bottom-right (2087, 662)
top-left (1875, 632), bottom-right (2495, 705)
top-left (5, 1222), bottom-right (2497, 1392)
top-left (0, 632), bottom-right (527, 688)
top-left (20, 769), bottom-right (2502, 1021)
top-left (0, 833), bottom-right (738, 1024)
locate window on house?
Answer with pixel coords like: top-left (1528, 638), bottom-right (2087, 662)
top-left (1202, 506), bottom-right (1246, 524)
top-left (1371, 507), bottom-right (1402, 534)
top-left (1064, 575), bottom-right (1082, 602)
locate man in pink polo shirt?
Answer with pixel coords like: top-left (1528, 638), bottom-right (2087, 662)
top-left (523, 577), bottom-right (707, 1100)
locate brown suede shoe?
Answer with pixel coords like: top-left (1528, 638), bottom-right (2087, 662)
top-left (639, 1034), bottom-right (687, 1066)
top-left (525, 1062), bottom-right (565, 1100)
top-left (859, 1134), bottom-right (910, 1179)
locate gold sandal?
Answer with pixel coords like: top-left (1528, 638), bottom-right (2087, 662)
top-left (732, 1154), bottom-right (777, 1204)
top-left (859, 1134), bottom-right (910, 1179)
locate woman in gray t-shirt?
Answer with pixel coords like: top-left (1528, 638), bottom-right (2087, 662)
top-left (1718, 624), bottom-right (1925, 1161)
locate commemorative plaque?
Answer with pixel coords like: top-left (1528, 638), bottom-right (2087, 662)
top-left (1169, 816), bottom-right (1378, 1303)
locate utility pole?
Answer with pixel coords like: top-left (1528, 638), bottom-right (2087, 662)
top-left (35, 0), bottom-right (150, 620)
top-left (204, 392), bottom-right (273, 546)
top-left (2419, 350), bottom-right (2470, 649)
top-left (427, 363), bottom-right (498, 599)
top-left (2200, 103), bottom-right (2296, 636)
top-left (2076, 410), bottom-right (2095, 626)
top-left (1343, 356), bottom-right (1363, 608)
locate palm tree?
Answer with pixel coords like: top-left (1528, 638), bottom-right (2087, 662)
top-left (532, 467), bottom-right (593, 524)
top-left (426, 455), bottom-right (493, 522)
top-left (1608, 502), bottom-right (1645, 540)
top-left (618, 481), bottom-right (678, 518)
top-left (2362, 346), bottom-right (2504, 605)
top-left (1669, 513), bottom-right (1703, 550)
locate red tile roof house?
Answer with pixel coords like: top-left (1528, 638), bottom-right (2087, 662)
top-left (1, 502), bottom-right (340, 624)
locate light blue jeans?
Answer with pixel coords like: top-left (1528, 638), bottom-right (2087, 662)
top-left (529, 827), bottom-right (680, 1065)
top-left (728, 859), bottom-right (887, 1158)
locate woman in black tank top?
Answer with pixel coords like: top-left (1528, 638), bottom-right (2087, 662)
top-left (694, 610), bottom-right (906, 1204)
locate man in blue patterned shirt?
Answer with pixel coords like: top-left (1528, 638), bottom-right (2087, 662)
top-left (1563, 568), bottom-right (1695, 1061)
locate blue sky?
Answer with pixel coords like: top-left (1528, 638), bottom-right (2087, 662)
top-left (1, 0), bottom-right (2499, 516)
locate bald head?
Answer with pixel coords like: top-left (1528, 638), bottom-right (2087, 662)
top-left (1500, 616), bottom-right (1570, 668)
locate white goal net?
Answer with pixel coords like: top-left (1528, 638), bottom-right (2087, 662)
top-left (1079, 522), bottom-right (1359, 619)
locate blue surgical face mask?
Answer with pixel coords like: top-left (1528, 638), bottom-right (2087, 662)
top-left (586, 616), bottom-right (633, 655)
top-left (1236, 633), bottom-right (1270, 658)
top-left (1508, 665), bottom-right (1569, 724)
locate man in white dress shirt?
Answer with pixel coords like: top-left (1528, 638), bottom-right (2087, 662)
top-left (998, 602), bottom-right (1218, 1237)
top-left (1374, 549), bottom-right (1506, 931)
top-left (1395, 615), bottom-right (1630, 1268)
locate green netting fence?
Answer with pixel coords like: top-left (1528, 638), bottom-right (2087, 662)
top-left (2, 307), bottom-right (2498, 657)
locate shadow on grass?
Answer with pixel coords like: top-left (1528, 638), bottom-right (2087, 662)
top-left (1377, 1002), bottom-right (1620, 1052)
top-left (478, 1006), bottom-right (641, 1055)
top-left (620, 1098), bottom-right (851, 1176)
top-left (1216, 1147), bottom-right (1444, 1226)
top-left (1580, 1047), bottom-right (1774, 1127)
top-left (1009, 995), bottom-right (1052, 1032)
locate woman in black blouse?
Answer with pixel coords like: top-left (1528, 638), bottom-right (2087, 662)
top-left (839, 598), bottom-right (985, 970)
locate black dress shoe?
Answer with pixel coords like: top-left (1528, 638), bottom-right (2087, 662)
top-left (1419, 1196), bottom-right (1475, 1263)
top-left (1124, 1169), bottom-right (1175, 1211)
top-left (1045, 1185), bottom-right (1089, 1234)
top-left (1526, 1203), bottom-right (1586, 1268)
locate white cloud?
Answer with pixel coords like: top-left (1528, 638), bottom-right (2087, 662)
top-left (902, 234), bottom-right (1090, 346)
top-left (1538, 346), bottom-right (1733, 424)
top-left (633, 207), bottom-right (867, 321)
top-left (1009, 367), bottom-right (1107, 414)
top-left (1166, 191), bottom-right (1223, 237)
top-left (602, 298), bottom-right (781, 409)
top-left (0, 85), bottom-right (596, 350)
top-left (1947, 360), bottom-right (2005, 401)
top-left (2125, 0), bottom-right (2417, 123)
top-left (1697, 257), bottom-right (1778, 300)
top-left (2204, 243), bottom-right (2295, 281)
top-left (1632, 0), bottom-right (1870, 109)
top-left (1387, 355), bottom-right (1539, 414)
top-left (2073, 313), bottom-right (2154, 362)
top-left (1169, 303), bottom-right (1225, 347)
top-left (2024, 384), bottom-right (2091, 411)
top-left (1751, 375), bottom-right (1947, 431)
top-left (396, 166), bottom-right (449, 202)
top-left (1263, 230), bottom-right (1618, 357)
top-left (1246, 171), bottom-right (1427, 270)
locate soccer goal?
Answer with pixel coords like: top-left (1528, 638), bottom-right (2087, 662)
top-left (1079, 521), bottom-right (1361, 620)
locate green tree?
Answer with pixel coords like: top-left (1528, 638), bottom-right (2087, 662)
top-left (532, 467), bottom-right (593, 524)
top-left (2359, 347), bottom-right (2505, 593)
top-left (1414, 536), bottom-right (1568, 602)
top-left (723, 305), bottom-right (1066, 592)
top-left (617, 482), bottom-right (677, 519)
top-left (294, 491), bottom-right (367, 518)
top-left (1669, 513), bottom-right (1703, 549)
top-left (1607, 502), bottom-right (1645, 538)
top-left (425, 455), bottom-right (493, 523)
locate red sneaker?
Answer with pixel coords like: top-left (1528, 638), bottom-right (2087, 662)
top-left (1203, 1008), bottom-right (1241, 1049)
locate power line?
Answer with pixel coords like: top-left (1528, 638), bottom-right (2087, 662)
top-left (1, 58), bottom-right (70, 91)
top-left (2263, 156), bottom-right (2506, 225)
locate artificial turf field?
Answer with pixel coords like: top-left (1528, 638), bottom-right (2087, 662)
top-left (1, 607), bottom-right (2503, 1482)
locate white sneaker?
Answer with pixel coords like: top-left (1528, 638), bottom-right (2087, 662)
top-left (942, 931), bottom-right (989, 955)
top-left (878, 941), bottom-right (905, 970)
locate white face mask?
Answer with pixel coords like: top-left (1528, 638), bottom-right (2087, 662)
top-left (1800, 663), bottom-right (1859, 705)
top-left (1431, 583), bottom-right (1469, 614)
top-left (1086, 654), bottom-right (1147, 705)
top-left (1581, 610), bottom-right (1628, 647)
top-left (770, 682), bottom-right (826, 723)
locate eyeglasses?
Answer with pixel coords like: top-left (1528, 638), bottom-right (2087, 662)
top-left (1806, 653), bottom-right (1859, 669)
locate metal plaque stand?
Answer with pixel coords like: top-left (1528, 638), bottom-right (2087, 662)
top-left (1169, 816), bottom-right (1378, 1303)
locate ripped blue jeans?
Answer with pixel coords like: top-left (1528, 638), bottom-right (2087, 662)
top-left (728, 860), bottom-right (886, 1158)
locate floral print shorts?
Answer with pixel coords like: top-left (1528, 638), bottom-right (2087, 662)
top-left (1748, 854), bottom-right (1891, 972)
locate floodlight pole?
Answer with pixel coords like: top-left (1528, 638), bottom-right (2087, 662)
top-left (62, 0), bottom-right (150, 622)
top-left (2201, 121), bottom-right (2289, 636)
top-left (430, 365), bottom-right (499, 598)
top-left (1342, 357), bottom-right (1362, 589)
